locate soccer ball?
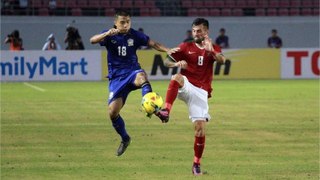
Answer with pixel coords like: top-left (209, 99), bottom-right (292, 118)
top-left (141, 92), bottom-right (163, 117)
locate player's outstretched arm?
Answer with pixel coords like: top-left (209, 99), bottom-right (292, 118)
top-left (148, 39), bottom-right (170, 52)
top-left (164, 56), bottom-right (187, 69)
top-left (90, 28), bottom-right (119, 44)
top-left (167, 47), bottom-right (180, 55)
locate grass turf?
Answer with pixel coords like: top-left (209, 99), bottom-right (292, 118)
top-left (1, 80), bottom-right (319, 179)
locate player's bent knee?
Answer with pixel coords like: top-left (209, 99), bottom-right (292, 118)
top-left (194, 121), bottom-right (206, 137)
top-left (135, 72), bottom-right (148, 86)
top-left (195, 128), bottom-right (205, 137)
top-left (109, 112), bottom-right (118, 120)
top-left (108, 107), bottom-right (119, 120)
top-left (108, 98), bottom-right (123, 120)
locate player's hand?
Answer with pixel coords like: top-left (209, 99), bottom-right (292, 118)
top-left (175, 60), bottom-right (187, 69)
top-left (167, 47), bottom-right (180, 55)
top-left (107, 28), bottom-right (120, 36)
top-left (203, 35), bottom-right (213, 52)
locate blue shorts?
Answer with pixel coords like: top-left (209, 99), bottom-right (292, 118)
top-left (108, 69), bottom-right (144, 105)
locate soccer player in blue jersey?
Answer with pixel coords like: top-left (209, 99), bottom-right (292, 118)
top-left (90, 10), bottom-right (170, 156)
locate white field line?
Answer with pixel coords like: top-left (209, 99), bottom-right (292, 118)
top-left (1, 123), bottom-right (105, 127)
top-left (23, 82), bottom-right (46, 92)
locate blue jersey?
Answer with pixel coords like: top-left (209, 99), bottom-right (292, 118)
top-left (268, 36), bottom-right (282, 48)
top-left (99, 28), bottom-right (150, 79)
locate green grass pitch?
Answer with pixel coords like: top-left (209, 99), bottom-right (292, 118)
top-left (1, 80), bottom-right (319, 179)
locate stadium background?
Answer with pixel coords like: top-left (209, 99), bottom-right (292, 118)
top-left (1, 0), bottom-right (319, 50)
top-left (1, 16), bottom-right (319, 50)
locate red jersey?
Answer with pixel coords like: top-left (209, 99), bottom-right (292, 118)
top-left (9, 42), bottom-right (23, 51)
top-left (170, 42), bottom-right (221, 97)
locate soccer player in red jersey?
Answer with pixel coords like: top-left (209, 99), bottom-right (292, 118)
top-left (156, 18), bottom-right (226, 175)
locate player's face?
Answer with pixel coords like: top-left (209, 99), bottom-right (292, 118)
top-left (114, 16), bottom-right (131, 33)
top-left (192, 24), bottom-right (208, 44)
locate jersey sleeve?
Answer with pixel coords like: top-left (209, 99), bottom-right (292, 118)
top-left (169, 43), bottom-right (187, 62)
top-left (136, 31), bottom-right (150, 47)
top-left (99, 29), bottom-right (109, 47)
top-left (213, 44), bottom-right (222, 53)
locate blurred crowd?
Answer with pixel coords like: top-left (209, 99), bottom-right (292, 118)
top-left (4, 26), bottom-right (283, 51)
top-left (4, 23), bottom-right (86, 51)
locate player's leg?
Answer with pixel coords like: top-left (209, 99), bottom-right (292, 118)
top-left (192, 120), bottom-right (206, 175)
top-left (156, 74), bottom-right (184, 122)
top-left (108, 97), bottom-right (131, 156)
top-left (109, 98), bottom-right (129, 142)
top-left (164, 73), bottom-right (184, 111)
top-left (134, 71), bottom-right (152, 96)
top-left (177, 82), bottom-right (209, 175)
top-left (108, 71), bottom-right (149, 156)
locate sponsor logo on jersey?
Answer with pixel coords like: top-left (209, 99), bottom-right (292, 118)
top-left (127, 39), bottom-right (134, 46)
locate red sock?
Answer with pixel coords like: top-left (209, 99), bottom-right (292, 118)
top-left (193, 136), bottom-right (205, 164)
top-left (164, 80), bottom-right (180, 112)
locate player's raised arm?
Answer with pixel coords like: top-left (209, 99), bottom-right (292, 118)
top-left (203, 35), bottom-right (226, 64)
top-left (90, 28), bottom-right (120, 44)
top-left (211, 45), bottom-right (226, 64)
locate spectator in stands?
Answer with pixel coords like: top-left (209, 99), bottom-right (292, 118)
top-left (19, 0), bottom-right (28, 8)
top-left (18, 0), bottom-right (29, 15)
top-left (4, 29), bottom-right (24, 51)
top-left (64, 25), bottom-right (85, 50)
top-left (2, 0), bottom-right (14, 15)
top-left (49, 0), bottom-right (56, 9)
top-left (138, 28), bottom-right (151, 50)
top-left (2, 0), bottom-right (10, 8)
top-left (4, 0), bottom-right (18, 14)
top-left (215, 28), bottom-right (229, 49)
top-left (268, 29), bottom-right (282, 48)
top-left (183, 30), bottom-right (193, 42)
top-left (49, 0), bottom-right (57, 15)
top-left (42, 33), bottom-right (61, 50)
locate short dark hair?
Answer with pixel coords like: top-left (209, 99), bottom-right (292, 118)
top-left (12, 30), bottom-right (20, 38)
top-left (272, 29), bottom-right (277, 33)
top-left (115, 10), bottom-right (131, 17)
top-left (192, 18), bottom-right (209, 29)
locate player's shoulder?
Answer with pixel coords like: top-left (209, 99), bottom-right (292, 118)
top-left (175, 42), bottom-right (197, 54)
top-left (130, 28), bottom-right (143, 36)
top-left (179, 41), bottom-right (194, 49)
top-left (130, 28), bottom-right (148, 38)
top-left (129, 28), bottom-right (138, 34)
top-left (182, 41), bottom-right (194, 45)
